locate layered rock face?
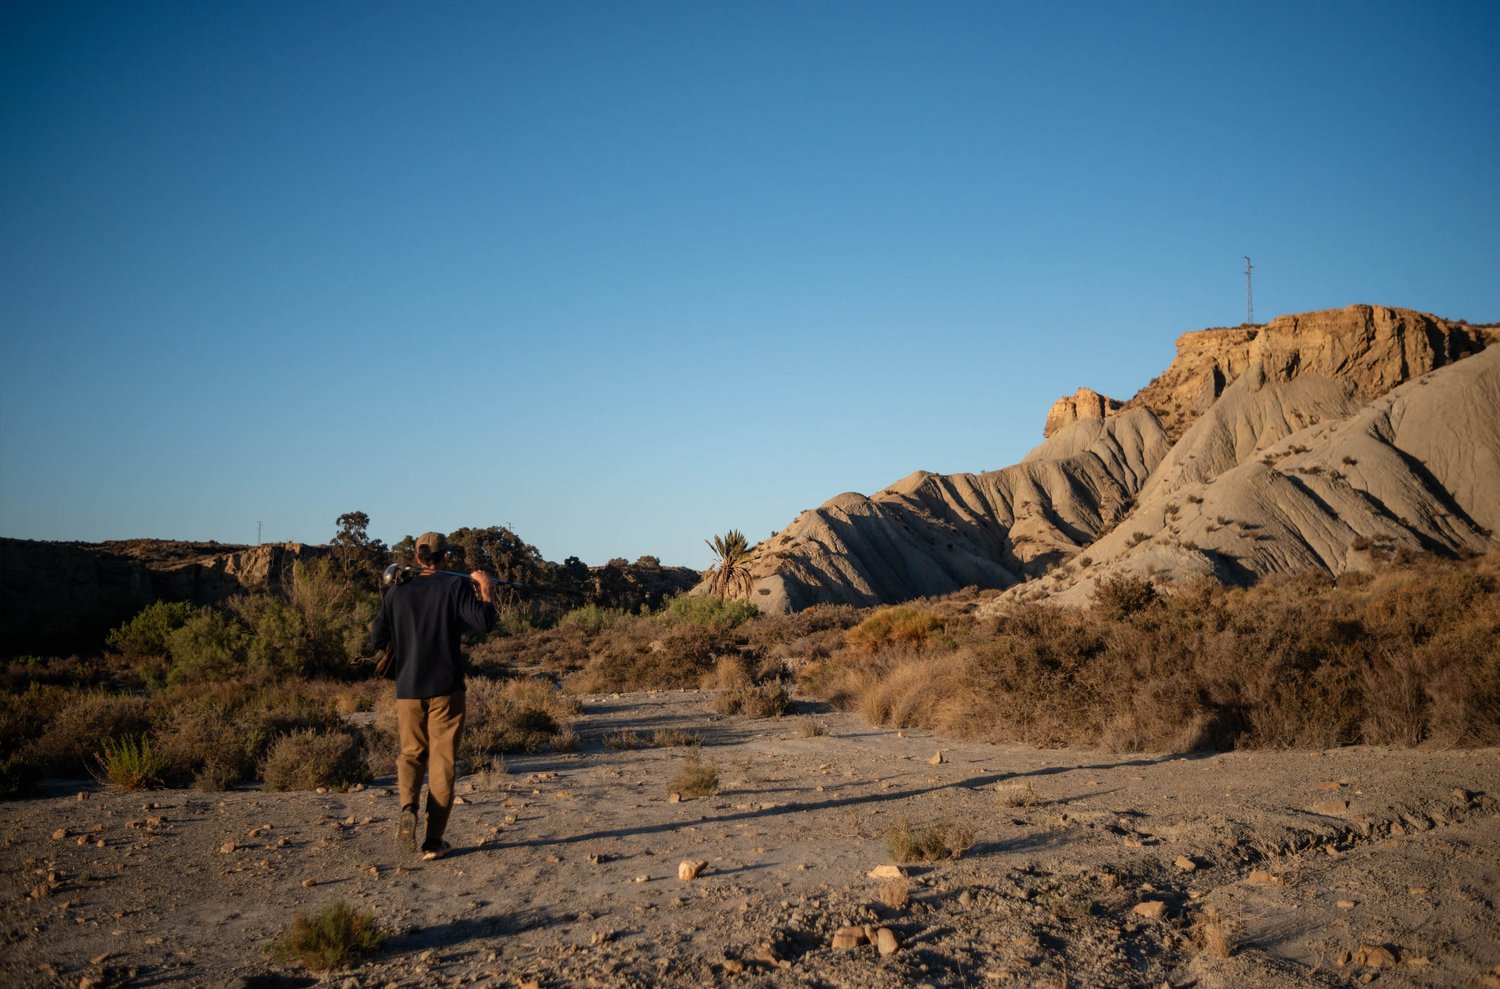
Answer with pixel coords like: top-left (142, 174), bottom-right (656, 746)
top-left (0, 540), bottom-right (325, 656)
top-left (726, 304), bottom-right (1497, 612)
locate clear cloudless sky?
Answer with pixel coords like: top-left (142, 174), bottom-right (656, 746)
top-left (2, 1), bottom-right (1497, 570)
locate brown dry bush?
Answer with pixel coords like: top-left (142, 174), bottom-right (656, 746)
top-left (714, 681), bottom-right (792, 718)
top-left (746, 604), bottom-right (861, 672)
top-left (669, 755), bottom-right (719, 798)
top-left (21, 689), bottom-right (154, 779)
top-left (458, 676), bottom-right (580, 768)
top-left (884, 817), bottom-right (974, 862)
top-left (156, 680), bottom-right (345, 789)
top-left (564, 618), bottom-right (742, 694)
top-left (260, 728), bottom-right (369, 791)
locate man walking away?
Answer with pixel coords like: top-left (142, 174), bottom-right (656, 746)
top-left (371, 531), bottom-right (495, 860)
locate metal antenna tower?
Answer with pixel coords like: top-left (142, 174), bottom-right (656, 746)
top-left (257, 521), bottom-right (262, 546)
top-left (1244, 256), bottom-right (1254, 325)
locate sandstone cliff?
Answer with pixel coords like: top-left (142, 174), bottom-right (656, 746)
top-left (0, 540), bottom-right (326, 657)
top-left (724, 305), bottom-right (1498, 612)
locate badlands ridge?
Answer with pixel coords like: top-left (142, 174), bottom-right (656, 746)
top-left (734, 305), bottom-right (1499, 612)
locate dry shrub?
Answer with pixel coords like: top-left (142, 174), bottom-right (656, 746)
top-left (715, 681), bottom-right (792, 718)
top-left (460, 676), bottom-right (580, 766)
top-left (884, 817), bottom-right (974, 863)
top-left (156, 680), bottom-right (343, 789)
top-left (845, 606), bottom-right (945, 656)
top-left (23, 689), bottom-right (154, 778)
top-left (670, 755), bottom-right (719, 798)
top-left (747, 605), bottom-right (862, 671)
top-left (702, 655), bottom-right (753, 691)
top-left (564, 616), bottom-right (742, 693)
top-left (271, 900), bottom-right (385, 972)
top-left (260, 728), bottom-right (369, 791)
top-left (804, 551), bottom-right (1500, 752)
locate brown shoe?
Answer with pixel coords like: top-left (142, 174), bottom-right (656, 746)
top-left (396, 806), bottom-right (419, 855)
top-left (420, 840), bottom-right (451, 861)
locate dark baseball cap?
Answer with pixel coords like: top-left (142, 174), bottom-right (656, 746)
top-left (415, 531), bottom-right (448, 556)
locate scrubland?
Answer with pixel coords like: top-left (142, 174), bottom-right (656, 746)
top-left (2, 550), bottom-right (1498, 987)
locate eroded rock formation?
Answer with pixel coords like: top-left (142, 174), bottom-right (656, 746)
top-left (726, 304), bottom-right (1498, 612)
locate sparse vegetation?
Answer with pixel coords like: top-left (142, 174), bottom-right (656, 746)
top-left (884, 817), bottom-right (974, 862)
top-left (271, 900), bottom-right (385, 972)
top-left (670, 755), bottom-right (719, 798)
top-left (5, 537), bottom-right (1496, 802)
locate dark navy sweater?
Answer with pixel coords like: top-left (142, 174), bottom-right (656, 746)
top-left (370, 572), bottom-right (496, 699)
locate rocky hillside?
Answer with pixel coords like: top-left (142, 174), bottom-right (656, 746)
top-left (727, 305), bottom-right (1499, 613)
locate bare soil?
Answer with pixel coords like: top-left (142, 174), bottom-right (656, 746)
top-left (3, 690), bottom-right (1498, 988)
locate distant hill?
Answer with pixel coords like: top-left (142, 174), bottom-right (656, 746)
top-left (719, 305), bottom-right (1500, 612)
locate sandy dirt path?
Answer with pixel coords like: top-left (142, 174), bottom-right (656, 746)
top-left (3, 689), bottom-right (1498, 988)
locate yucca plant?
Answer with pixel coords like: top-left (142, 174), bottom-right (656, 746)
top-left (704, 529), bottom-right (755, 602)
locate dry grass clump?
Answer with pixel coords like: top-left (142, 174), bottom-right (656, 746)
top-left (884, 817), bottom-right (975, 863)
top-left (1190, 907), bottom-right (1240, 958)
top-left (271, 900), bottom-right (385, 972)
top-left (701, 655), bottom-right (754, 691)
top-left (995, 780), bottom-right (1045, 808)
top-left (260, 728), bottom-right (369, 791)
top-left (670, 755), bottom-right (719, 799)
top-left (602, 726), bottom-right (702, 749)
top-left (651, 727), bottom-right (702, 747)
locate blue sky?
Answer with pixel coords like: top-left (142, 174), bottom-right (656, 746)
top-left (3, 1), bottom-right (1497, 570)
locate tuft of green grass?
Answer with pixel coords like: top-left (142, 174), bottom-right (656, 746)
top-left (94, 735), bottom-right (168, 790)
top-left (271, 900), bottom-right (385, 972)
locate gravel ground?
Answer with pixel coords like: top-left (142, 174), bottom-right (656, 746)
top-left (2, 689), bottom-right (1497, 988)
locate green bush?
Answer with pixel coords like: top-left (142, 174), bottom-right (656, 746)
top-left (558, 603), bottom-right (631, 634)
top-left (664, 594), bottom-right (758, 628)
top-left (166, 609), bottom-right (251, 684)
top-left (107, 601), bottom-right (201, 661)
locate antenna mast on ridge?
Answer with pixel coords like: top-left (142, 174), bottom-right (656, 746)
top-left (1244, 256), bottom-right (1254, 325)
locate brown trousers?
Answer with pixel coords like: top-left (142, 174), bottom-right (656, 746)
top-left (396, 692), bottom-right (466, 845)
